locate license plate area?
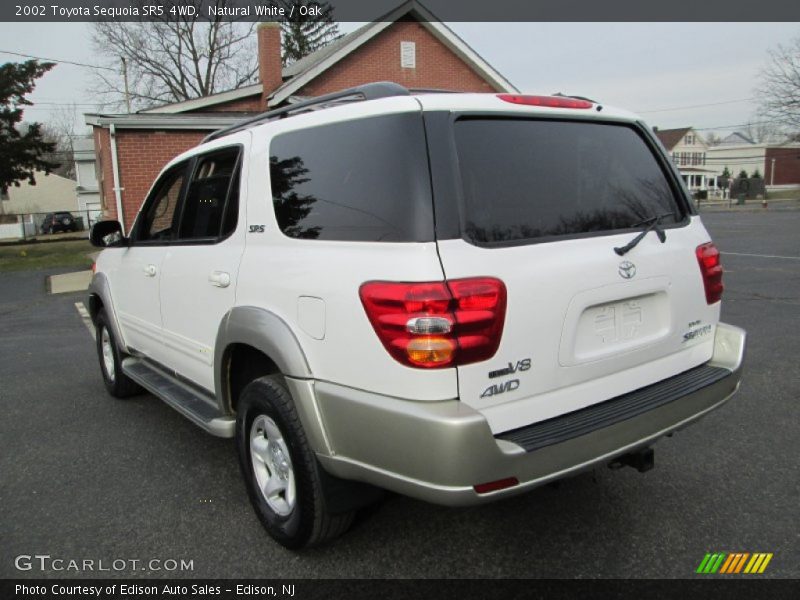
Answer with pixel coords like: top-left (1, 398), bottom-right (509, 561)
top-left (560, 284), bottom-right (672, 366)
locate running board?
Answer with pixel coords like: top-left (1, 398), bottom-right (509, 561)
top-left (121, 358), bottom-right (235, 438)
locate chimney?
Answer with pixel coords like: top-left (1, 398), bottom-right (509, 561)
top-left (257, 22), bottom-right (283, 108)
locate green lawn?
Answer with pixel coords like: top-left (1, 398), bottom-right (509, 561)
top-left (768, 188), bottom-right (800, 200)
top-left (0, 239), bottom-right (95, 272)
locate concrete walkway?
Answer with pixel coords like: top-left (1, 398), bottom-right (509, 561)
top-left (47, 270), bottom-right (92, 294)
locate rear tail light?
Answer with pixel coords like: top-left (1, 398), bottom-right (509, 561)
top-left (696, 242), bottom-right (723, 304)
top-left (497, 94), bottom-right (593, 109)
top-left (359, 277), bottom-right (507, 369)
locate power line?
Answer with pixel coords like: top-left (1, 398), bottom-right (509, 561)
top-left (639, 97), bottom-right (757, 114)
top-left (689, 120), bottom-right (785, 132)
top-left (23, 101), bottom-right (115, 107)
top-left (654, 119), bottom-right (797, 137)
top-left (0, 49), bottom-right (116, 72)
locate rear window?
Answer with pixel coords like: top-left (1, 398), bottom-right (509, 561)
top-left (454, 119), bottom-right (684, 246)
top-left (269, 113), bottom-right (434, 242)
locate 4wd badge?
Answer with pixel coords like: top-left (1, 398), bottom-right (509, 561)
top-left (481, 379), bottom-right (520, 398)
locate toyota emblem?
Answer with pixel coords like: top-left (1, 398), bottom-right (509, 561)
top-left (618, 261), bottom-right (636, 279)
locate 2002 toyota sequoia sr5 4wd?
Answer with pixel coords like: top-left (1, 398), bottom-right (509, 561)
top-left (88, 82), bottom-right (746, 548)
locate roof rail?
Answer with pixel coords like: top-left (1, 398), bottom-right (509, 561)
top-left (408, 87), bottom-right (460, 94)
top-left (203, 81), bottom-right (410, 143)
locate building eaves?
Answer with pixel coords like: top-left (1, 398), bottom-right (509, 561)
top-left (84, 112), bottom-right (257, 130)
top-left (139, 84), bottom-right (263, 114)
top-left (655, 127), bottom-right (692, 151)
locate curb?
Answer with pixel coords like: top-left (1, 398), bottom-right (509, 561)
top-left (46, 270), bottom-right (93, 295)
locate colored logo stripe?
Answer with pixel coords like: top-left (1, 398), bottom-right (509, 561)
top-left (745, 553), bottom-right (773, 574)
top-left (697, 552), bottom-right (773, 574)
top-left (720, 553), bottom-right (749, 573)
top-left (697, 553), bottom-right (726, 573)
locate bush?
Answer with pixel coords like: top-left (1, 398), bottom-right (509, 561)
top-left (738, 169), bottom-right (749, 179)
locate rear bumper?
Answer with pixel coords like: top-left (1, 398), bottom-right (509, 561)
top-left (309, 323), bottom-right (746, 506)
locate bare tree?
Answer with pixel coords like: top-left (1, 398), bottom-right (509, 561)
top-left (759, 35), bottom-right (800, 130)
top-left (90, 1), bottom-right (258, 111)
top-left (742, 119), bottom-right (783, 144)
top-left (705, 132), bottom-right (722, 146)
top-left (39, 104), bottom-right (80, 179)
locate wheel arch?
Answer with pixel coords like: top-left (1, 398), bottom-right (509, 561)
top-left (87, 272), bottom-right (126, 351)
top-left (215, 306), bottom-right (313, 415)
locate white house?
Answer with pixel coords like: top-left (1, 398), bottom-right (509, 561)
top-left (706, 137), bottom-right (800, 190)
top-left (655, 127), bottom-right (719, 192)
top-left (0, 171), bottom-right (78, 215)
top-left (706, 141), bottom-right (765, 182)
top-left (73, 136), bottom-right (102, 223)
top-left (0, 171), bottom-right (79, 239)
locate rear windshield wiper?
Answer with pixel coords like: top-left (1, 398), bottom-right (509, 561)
top-left (614, 212), bottom-right (674, 256)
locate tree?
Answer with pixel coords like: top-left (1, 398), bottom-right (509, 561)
top-left (752, 169), bottom-right (762, 179)
top-left (759, 35), bottom-right (800, 130)
top-left (39, 104), bottom-right (79, 180)
top-left (721, 166), bottom-right (732, 179)
top-left (738, 169), bottom-right (749, 179)
top-left (0, 60), bottom-right (60, 196)
top-left (742, 119), bottom-right (782, 144)
top-left (705, 132), bottom-right (722, 146)
top-left (277, 1), bottom-right (341, 66)
top-left (90, 1), bottom-right (260, 111)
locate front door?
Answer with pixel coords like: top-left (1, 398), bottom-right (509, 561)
top-left (112, 160), bottom-right (190, 365)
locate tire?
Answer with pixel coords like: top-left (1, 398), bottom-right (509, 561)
top-left (236, 375), bottom-right (354, 549)
top-left (95, 310), bottom-right (142, 398)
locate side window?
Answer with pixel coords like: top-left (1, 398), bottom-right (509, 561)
top-left (134, 163), bottom-right (188, 243)
top-left (268, 113), bottom-right (434, 242)
top-left (177, 148), bottom-right (241, 241)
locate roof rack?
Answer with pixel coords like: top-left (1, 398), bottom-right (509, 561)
top-left (203, 81), bottom-right (411, 143)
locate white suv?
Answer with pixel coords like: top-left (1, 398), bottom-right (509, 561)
top-left (88, 82), bottom-right (746, 549)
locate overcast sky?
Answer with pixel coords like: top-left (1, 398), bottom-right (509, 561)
top-left (0, 21), bottom-right (798, 137)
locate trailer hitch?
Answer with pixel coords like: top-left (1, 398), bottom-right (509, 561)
top-left (608, 447), bottom-right (654, 473)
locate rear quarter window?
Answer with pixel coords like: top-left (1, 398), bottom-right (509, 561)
top-left (268, 113), bottom-right (434, 242)
top-left (454, 119), bottom-right (685, 246)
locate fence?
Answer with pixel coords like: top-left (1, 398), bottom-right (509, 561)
top-left (0, 210), bottom-right (101, 243)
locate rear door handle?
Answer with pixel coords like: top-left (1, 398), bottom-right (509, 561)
top-left (143, 264), bottom-right (157, 277)
top-left (208, 271), bottom-right (231, 288)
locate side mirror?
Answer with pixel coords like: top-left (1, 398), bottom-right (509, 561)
top-left (90, 220), bottom-right (127, 248)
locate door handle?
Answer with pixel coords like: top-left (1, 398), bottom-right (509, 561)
top-left (143, 264), bottom-right (157, 277)
top-left (208, 271), bottom-right (231, 288)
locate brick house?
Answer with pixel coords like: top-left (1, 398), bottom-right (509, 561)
top-left (85, 1), bottom-right (517, 231)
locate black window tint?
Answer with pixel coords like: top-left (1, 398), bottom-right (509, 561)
top-left (269, 113), bottom-right (433, 242)
top-left (454, 119), bottom-right (683, 245)
top-left (135, 164), bottom-right (187, 242)
top-left (178, 148), bottom-right (240, 240)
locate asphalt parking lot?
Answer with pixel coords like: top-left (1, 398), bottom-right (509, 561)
top-left (0, 210), bottom-right (798, 579)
